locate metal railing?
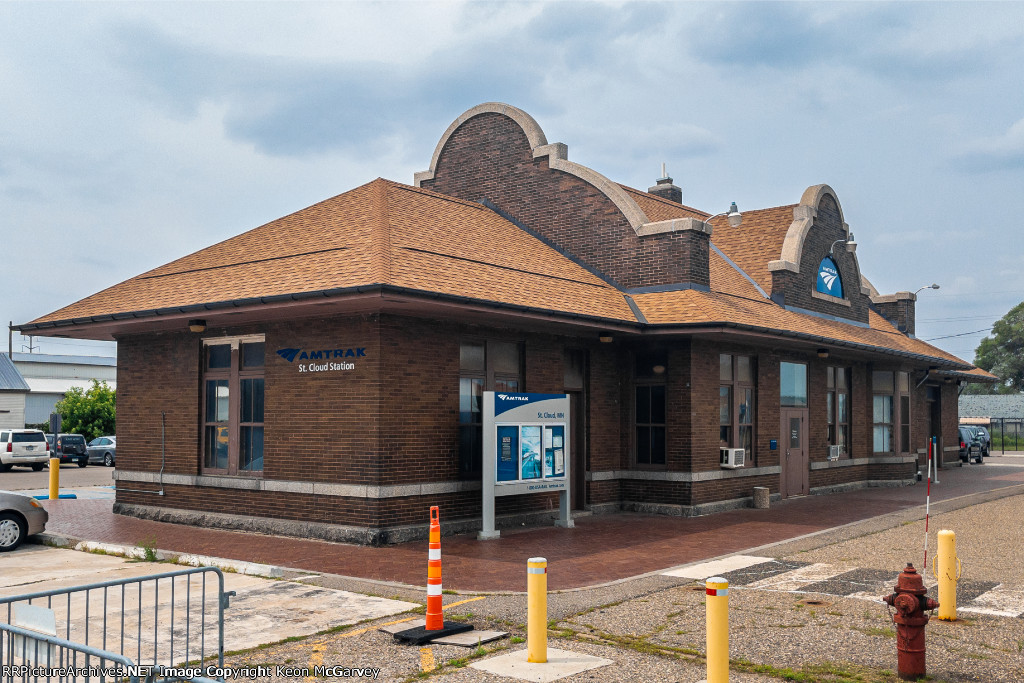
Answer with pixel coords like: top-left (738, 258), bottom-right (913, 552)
top-left (989, 417), bottom-right (1024, 453)
top-left (1, 567), bottom-right (233, 683)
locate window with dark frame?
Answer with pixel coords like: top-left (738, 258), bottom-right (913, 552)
top-left (827, 366), bottom-right (851, 456)
top-left (635, 351), bottom-right (667, 466)
top-left (898, 371), bottom-right (911, 453)
top-left (202, 337), bottom-right (265, 474)
top-left (872, 370), bottom-right (895, 453)
top-left (871, 369), bottom-right (912, 454)
top-left (458, 340), bottom-right (523, 480)
top-left (720, 354), bottom-right (755, 461)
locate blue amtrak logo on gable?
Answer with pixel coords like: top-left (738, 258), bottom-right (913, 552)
top-left (276, 347), bottom-right (366, 362)
top-left (816, 256), bottom-right (843, 298)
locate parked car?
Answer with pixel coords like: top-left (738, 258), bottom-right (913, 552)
top-left (958, 426), bottom-right (983, 464)
top-left (87, 436), bottom-right (116, 467)
top-left (0, 430), bottom-right (50, 472)
top-left (46, 433), bottom-right (88, 467)
top-left (971, 426), bottom-right (992, 457)
top-left (0, 489), bottom-right (49, 551)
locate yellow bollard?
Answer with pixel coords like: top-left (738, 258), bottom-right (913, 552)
top-left (527, 557), bottom-right (547, 663)
top-left (48, 458), bottom-right (60, 500)
top-left (706, 576), bottom-right (729, 683)
top-left (935, 529), bottom-right (960, 621)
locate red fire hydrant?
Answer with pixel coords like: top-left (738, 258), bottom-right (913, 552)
top-left (882, 563), bottom-right (939, 681)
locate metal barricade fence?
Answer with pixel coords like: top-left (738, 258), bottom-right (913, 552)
top-left (1, 567), bottom-right (233, 683)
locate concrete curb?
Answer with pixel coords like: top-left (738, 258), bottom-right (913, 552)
top-left (34, 532), bottom-right (285, 578)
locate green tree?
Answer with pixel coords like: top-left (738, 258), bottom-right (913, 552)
top-left (55, 380), bottom-right (115, 441)
top-left (973, 301), bottom-right (1024, 394)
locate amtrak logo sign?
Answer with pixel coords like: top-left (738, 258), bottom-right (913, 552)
top-left (277, 347), bottom-right (366, 374)
top-left (816, 256), bottom-right (843, 298)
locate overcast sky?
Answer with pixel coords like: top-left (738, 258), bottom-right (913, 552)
top-left (2, 1), bottom-right (1022, 363)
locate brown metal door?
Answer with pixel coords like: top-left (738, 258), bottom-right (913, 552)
top-left (781, 408), bottom-right (809, 497)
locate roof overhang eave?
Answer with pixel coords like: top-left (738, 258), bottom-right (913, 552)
top-left (648, 320), bottom-right (972, 370)
top-left (14, 284), bottom-right (643, 338)
top-left (15, 289), bottom-right (974, 370)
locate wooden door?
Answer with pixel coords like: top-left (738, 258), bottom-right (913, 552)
top-left (781, 408), bottom-right (809, 497)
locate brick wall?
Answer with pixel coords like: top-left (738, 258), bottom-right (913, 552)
top-left (116, 311), bottom-right (934, 538)
top-left (116, 331), bottom-right (201, 475)
top-left (419, 111), bottom-right (710, 289)
top-left (117, 313), bottom-right (608, 532)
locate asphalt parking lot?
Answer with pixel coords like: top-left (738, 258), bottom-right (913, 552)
top-left (0, 462), bottom-right (115, 490)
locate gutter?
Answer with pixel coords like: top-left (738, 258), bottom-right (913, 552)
top-left (15, 284), bottom-right (972, 371)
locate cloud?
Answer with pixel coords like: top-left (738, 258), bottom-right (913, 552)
top-left (102, 4), bottom-right (664, 161)
top-left (685, 3), bottom-right (995, 85)
top-left (953, 117), bottom-right (1024, 172)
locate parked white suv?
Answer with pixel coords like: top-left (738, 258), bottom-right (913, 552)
top-left (0, 430), bottom-right (51, 471)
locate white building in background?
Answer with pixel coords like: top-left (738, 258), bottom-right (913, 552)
top-left (10, 353), bottom-right (116, 424)
top-left (0, 354), bottom-right (30, 429)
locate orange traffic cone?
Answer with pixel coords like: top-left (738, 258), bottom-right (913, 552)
top-left (425, 506), bottom-right (443, 630)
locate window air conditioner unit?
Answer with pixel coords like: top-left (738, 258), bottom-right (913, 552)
top-left (827, 445), bottom-right (841, 461)
top-left (720, 448), bottom-right (745, 469)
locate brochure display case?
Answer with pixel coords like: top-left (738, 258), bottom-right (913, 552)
top-left (480, 392), bottom-right (572, 539)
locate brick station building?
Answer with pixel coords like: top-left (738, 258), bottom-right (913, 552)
top-left (19, 103), bottom-right (996, 544)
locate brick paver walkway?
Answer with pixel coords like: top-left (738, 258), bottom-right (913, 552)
top-left (40, 459), bottom-right (1024, 592)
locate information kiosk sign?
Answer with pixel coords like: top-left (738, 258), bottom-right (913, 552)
top-left (479, 391), bottom-right (572, 540)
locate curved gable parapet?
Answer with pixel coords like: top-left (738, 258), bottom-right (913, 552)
top-left (545, 153), bottom-right (649, 230)
top-left (415, 103), bottom-right (547, 186)
top-left (768, 184), bottom-right (853, 275)
top-left (414, 102), bottom-right (650, 231)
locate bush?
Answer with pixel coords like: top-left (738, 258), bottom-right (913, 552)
top-left (54, 380), bottom-right (115, 442)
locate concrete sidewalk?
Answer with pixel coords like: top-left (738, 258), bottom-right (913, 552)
top-left (36, 455), bottom-right (1024, 592)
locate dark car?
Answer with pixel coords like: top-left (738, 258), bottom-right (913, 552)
top-left (51, 433), bottom-right (88, 467)
top-left (958, 426), bottom-right (983, 464)
top-left (86, 436), bottom-right (116, 467)
top-left (970, 426), bottom-right (991, 457)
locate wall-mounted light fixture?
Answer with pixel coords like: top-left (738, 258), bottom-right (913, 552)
top-left (914, 283), bottom-right (940, 295)
top-left (816, 348), bottom-right (829, 359)
top-left (829, 232), bottom-right (857, 255)
top-left (703, 202), bottom-right (743, 230)
top-left (598, 332), bottom-right (613, 343)
top-left (188, 319), bottom-right (207, 333)
top-left (652, 364), bottom-right (666, 375)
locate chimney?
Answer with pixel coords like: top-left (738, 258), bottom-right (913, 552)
top-left (648, 163), bottom-right (682, 204)
top-left (871, 292), bottom-right (916, 336)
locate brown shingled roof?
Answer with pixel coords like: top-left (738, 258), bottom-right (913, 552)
top-left (710, 204), bottom-right (796, 293)
top-left (26, 178), bottom-right (974, 370)
top-left (31, 179), bottom-right (634, 326)
top-left (631, 289), bottom-right (971, 367)
top-left (618, 184), bottom-right (709, 222)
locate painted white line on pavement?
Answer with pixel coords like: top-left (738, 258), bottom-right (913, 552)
top-left (745, 563), bottom-right (848, 591)
top-left (662, 555), bottom-right (772, 579)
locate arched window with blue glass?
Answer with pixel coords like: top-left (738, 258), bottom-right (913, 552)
top-left (816, 256), bottom-right (844, 298)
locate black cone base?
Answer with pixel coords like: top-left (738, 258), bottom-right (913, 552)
top-left (392, 621), bottom-right (474, 645)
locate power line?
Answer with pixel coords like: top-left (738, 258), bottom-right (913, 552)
top-left (930, 290), bottom-right (1024, 298)
top-left (923, 327), bottom-right (993, 342)
top-left (917, 314), bottom-right (1002, 323)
